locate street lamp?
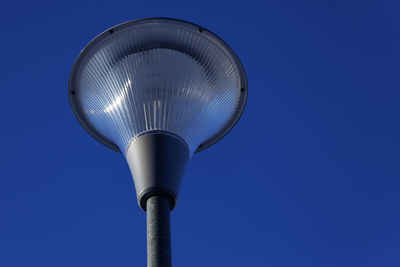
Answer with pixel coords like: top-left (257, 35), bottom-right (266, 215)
top-left (69, 18), bottom-right (247, 267)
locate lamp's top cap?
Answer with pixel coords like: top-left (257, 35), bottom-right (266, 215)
top-left (69, 18), bottom-right (247, 154)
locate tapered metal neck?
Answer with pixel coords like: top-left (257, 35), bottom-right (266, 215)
top-left (125, 133), bottom-right (190, 210)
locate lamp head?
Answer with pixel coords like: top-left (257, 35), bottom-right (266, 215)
top-left (69, 18), bottom-right (247, 209)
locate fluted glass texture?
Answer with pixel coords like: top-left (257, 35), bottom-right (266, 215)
top-left (75, 21), bottom-right (242, 155)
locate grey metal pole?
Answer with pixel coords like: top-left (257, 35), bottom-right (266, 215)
top-left (146, 195), bottom-right (172, 267)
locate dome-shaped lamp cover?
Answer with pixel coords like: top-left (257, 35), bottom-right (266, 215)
top-left (69, 18), bottom-right (247, 156)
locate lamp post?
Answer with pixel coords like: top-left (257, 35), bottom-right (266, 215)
top-left (69, 18), bottom-right (247, 267)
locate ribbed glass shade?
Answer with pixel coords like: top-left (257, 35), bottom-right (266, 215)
top-left (69, 18), bottom-right (247, 155)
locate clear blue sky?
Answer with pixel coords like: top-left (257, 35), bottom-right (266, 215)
top-left (0, 0), bottom-right (399, 266)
